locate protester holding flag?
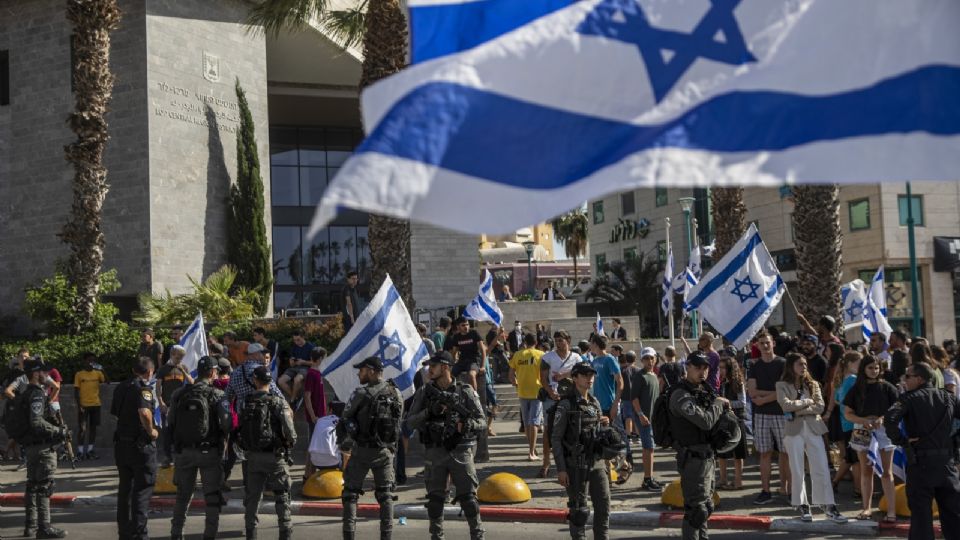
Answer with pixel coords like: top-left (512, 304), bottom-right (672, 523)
top-left (842, 355), bottom-right (898, 522)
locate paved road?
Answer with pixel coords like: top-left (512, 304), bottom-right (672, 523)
top-left (0, 508), bottom-right (862, 539)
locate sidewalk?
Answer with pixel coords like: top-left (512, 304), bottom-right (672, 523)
top-left (0, 417), bottom-right (934, 538)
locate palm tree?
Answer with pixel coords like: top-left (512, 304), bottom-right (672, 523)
top-left (585, 252), bottom-right (661, 336)
top-left (248, 0), bottom-right (414, 308)
top-left (711, 187), bottom-right (747, 260)
top-left (135, 265), bottom-right (260, 325)
top-left (792, 185), bottom-right (843, 324)
top-left (60, 0), bottom-right (121, 333)
top-left (551, 209), bottom-right (588, 291)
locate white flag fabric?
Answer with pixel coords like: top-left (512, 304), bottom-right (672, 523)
top-left (685, 224), bottom-right (785, 348)
top-left (596, 313), bottom-right (605, 337)
top-left (840, 279), bottom-right (868, 331)
top-left (310, 0), bottom-right (960, 236)
top-left (673, 267), bottom-right (699, 315)
top-left (320, 276), bottom-right (428, 401)
top-left (178, 313), bottom-right (208, 376)
top-left (688, 246), bottom-right (702, 281)
top-left (863, 266), bottom-right (894, 341)
top-left (463, 269), bottom-right (503, 327)
top-left (661, 248), bottom-right (675, 316)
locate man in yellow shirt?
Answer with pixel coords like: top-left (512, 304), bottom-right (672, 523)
top-left (509, 333), bottom-right (544, 461)
top-left (73, 352), bottom-right (107, 460)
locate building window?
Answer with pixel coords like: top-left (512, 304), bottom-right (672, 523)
top-left (898, 195), bottom-right (924, 227)
top-left (595, 253), bottom-right (607, 272)
top-left (655, 187), bottom-right (668, 207)
top-left (272, 225), bottom-right (370, 309)
top-left (0, 50), bottom-right (8, 106)
top-left (269, 127), bottom-right (361, 207)
top-left (593, 201), bottom-right (604, 224)
top-left (848, 198), bottom-right (870, 231)
top-left (624, 247), bottom-right (637, 262)
top-left (620, 192), bottom-right (635, 215)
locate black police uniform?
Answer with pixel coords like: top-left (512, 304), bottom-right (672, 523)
top-left (884, 381), bottom-right (960, 540)
top-left (21, 380), bottom-right (68, 538)
top-left (111, 377), bottom-right (159, 540)
top-left (168, 374), bottom-right (233, 540)
top-left (669, 378), bottom-right (724, 540)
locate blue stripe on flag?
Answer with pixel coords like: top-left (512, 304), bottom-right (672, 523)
top-left (686, 232), bottom-right (763, 308)
top-left (321, 286), bottom-right (402, 377)
top-left (726, 276), bottom-right (785, 346)
top-left (179, 318), bottom-right (202, 347)
top-left (410, 0), bottom-right (573, 63)
top-left (476, 296), bottom-right (502, 326)
top-left (360, 66), bottom-right (960, 188)
top-left (394, 342), bottom-right (429, 392)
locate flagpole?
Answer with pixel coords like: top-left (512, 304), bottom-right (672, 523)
top-left (666, 217), bottom-right (675, 347)
top-left (692, 217), bottom-right (703, 336)
top-left (905, 182), bottom-right (922, 336)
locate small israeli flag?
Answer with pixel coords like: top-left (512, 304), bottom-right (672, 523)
top-left (673, 267), bottom-right (699, 314)
top-left (688, 246), bottom-right (702, 280)
top-left (178, 313), bottom-right (208, 376)
top-left (596, 313), bottom-right (605, 337)
top-left (863, 266), bottom-right (893, 341)
top-left (840, 279), bottom-right (868, 331)
top-left (320, 275), bottom-right (428, 401)
top-left (463, 269), bottom-right (503, 327)
top-left (661, 248), bottom-right (675, 316)
top-left (891, 446), bottom-right (907, 481)
top-left (685, 224), bottom-right (784, 348)
top-left (866, 433), bottom-right (885, 477)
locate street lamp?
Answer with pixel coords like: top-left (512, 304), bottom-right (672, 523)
top-left (677, 197), bottom-right (698, 338)
top-left (522, 240), bottom-right (536, 296)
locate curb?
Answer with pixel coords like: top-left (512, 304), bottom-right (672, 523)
top-left (0, 494), bottom-right (942, 537)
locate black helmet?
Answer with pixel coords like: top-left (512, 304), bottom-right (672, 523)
top-left (593, 425), bottom-right (626, 460)
top-left (710, 409), bottom-right (742, 454)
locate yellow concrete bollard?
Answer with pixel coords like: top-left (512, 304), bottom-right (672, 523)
top-left (154, 465), bottom-right (177, 494)
top-left (477, 472), bottom-right (532, 504)
top-left (661, 479), bottom-right (720, 509)
top-left (879, 483), bottom-right (938, 518)
top-left (302, 468), bottom-right (344, 499)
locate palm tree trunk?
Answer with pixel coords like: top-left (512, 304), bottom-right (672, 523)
top-left (361, 0), bottom-right (414, 307)
top-left (711, 187), bottom-right (747, 261)
top-left (61, 0), bottom-right (121, 333)
top-left (572, 254), bottom-right (579, 284)
top-left (792, 185), bottom-right (843, 324)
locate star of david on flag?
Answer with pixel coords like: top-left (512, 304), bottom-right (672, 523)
top-left (685, 224), bottom-right (784, 348)
top-left (840, 278), bottom-right (868, 331)
top-left (320, 275), bottom-right (428, 401)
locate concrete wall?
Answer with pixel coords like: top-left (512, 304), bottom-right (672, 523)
top-left (498, 300), bottom-right (578, 324)
top-left (410, 222), bottom-right (479, 310)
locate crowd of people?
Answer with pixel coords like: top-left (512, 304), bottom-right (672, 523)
top-left (3, 312), bottom-right (960, 540)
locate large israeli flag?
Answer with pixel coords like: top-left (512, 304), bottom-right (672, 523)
top-left (310, 0), bottom-right (960, 236)
top-left (463, 269), bottom-right (503, 327)
top-left (178, 313), bottom-right (208, 376)
top-left (661, 248), bottom-right (674, 315)
top-left (863, 266), bottom-right (893, 341)
top-left (685, 224), bottom-right (784, 348)
top-left (840, 279), bottom-right (867, 331)
top-left (320, 276), bottom-right (427, 400)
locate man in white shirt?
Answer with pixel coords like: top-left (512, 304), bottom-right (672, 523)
top-left (538, 330), bottom-right (583, 477)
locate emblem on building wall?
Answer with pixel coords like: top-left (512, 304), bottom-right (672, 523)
top-left (203, 51), bottom-right (220, 83)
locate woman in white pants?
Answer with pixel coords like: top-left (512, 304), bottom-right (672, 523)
top-left (776, 352), bottom-right (847, 523)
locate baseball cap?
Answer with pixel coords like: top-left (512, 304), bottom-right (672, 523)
top-left (639, 347), bottom-right (657, 359)
top-left (571, 362), bottom-right (597, 377)
top-left (424, 351), bottom-right (454, 366)
top-left (801, 334), bottom-right (819, 345)
top-left (217, 357), bottom-right (233, 372)
top-left (246, 342), bottom-right (265, 354)
top-left (23, 358), bottom-right (45, 374)
top-left (251, 365), bottom-right (272, 384)
top-left (686, 352), bottom-right (710, 368)
top-left (353, 356), bottom-right (384, 371)
top-left (196, 356), bottom-right (218, 373)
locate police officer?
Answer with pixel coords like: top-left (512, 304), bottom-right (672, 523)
top-left (551, 362), bottom-right (610, 540)
top-left (168, 356), bottom-right (233, 540)
top-left (339, 356), bottom-right (403, 540)
top-left (668, 352), bottom-right (727, 540)
top-left (20, 358), bottom-right (68, 538)
top-left (884, 361), bottom-right (960, 540)
top-left (405, 351), bottom-right (486, 540)
top-left (111, 356), bottom-right (159, 540)
top-left (240, 366), bottom-right (296, 540)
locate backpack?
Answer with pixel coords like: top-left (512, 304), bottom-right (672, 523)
top-left (173, 384), bottom-right (212, 446)
top-left (2, 390), bottom-right (30, 440)
top-left (239, 394), bottom-right (276, 451)
top-left (366, 382), bottom-right (402, 445)
top-left (651, 385), bottom-right (681, 449)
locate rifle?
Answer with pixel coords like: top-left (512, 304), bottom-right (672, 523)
top-left (424, 383), bottom-right (475, 449)
top-left (52, 409), bottom-right (77, 469)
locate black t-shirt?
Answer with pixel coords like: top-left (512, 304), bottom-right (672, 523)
top-left (748, 356), bottom-right (786, 415)
top-left (156, 364), bottom-right (188, 405)
top-left (444, 330), bottom-right (483, 370)
top-left (342, 285), bottom-right (360, 320)
top-left (620, 364), bottom-right (639, 399)
top-left (885, 350), bottom-right (909, 385)
top-left (111, 378), bottom-right (155, 441)
top-left (807, 354), bottom-right (828, 387)
top-left (843, 380), bottom-right (899, 418)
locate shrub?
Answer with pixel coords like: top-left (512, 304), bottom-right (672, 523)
top-left (210, 315), bottom-right (344, 356)
top-left (136, 265), bottom-right (260, 326)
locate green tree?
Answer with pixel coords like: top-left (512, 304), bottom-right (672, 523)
top-left (551, 209), bottom-right (589, 291)
top-left (792, 185), bottom-right (843, 325)
top-left (248, 0), bottom-right (415, 309)
top-left (228, 79), bottom-right (273, 315)
top-left (60, 0), bottom-right (121, 333)
top-left (135, 265), bottom-right (261, 326)
top-left (585, 252), bottom-right (661, 336)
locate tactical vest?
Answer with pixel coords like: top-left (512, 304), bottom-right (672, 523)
top-left (670, 380), bottom-right (712, 447)
top-left (561, 394), bottom-right (602, 453)
top-left (355, 381), bottom-right (402, 446)
top-left (420, 381), bottom-right (469, 449)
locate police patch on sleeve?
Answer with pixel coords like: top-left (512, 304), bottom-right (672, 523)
top-left (681, 400), bottom-right (696, 417)
top-left (141, 389), bottom-right (154, 402)
top-left (221, 399), bottom-right (230, 410)
top-left (31, 401), bottom-right (44, 415)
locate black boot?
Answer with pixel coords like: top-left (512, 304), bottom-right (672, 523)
top-left (24, 491), bottom-right (38, 538)
top-left (245, 528), bottom-right (257, 540)
top-left (36, 527), bottom-right (67, 539)
top-left (278, 528), bottom-right (292, 540)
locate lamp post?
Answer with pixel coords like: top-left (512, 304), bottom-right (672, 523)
top-left (678, 197), bottom-right (698, 338)
top-left (523, 240), bottom-right (536, 297)
top-left (905, 182), bottom-right (922, 336)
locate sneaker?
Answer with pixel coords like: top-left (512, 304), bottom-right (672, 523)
top-left (824, 505), bottom-right (848, 524)
top-left (36, 526), bottom-right (68, 539)
top-left (753, 491), bottom-right (773, 505)
top-left (798, 505), bottom-right (813, 522)
top-left (641, 478), bottom-right (662, 492)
